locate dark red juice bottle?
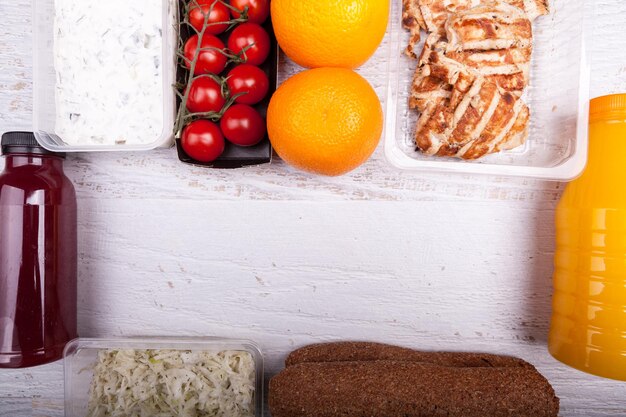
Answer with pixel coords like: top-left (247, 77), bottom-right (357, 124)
top-left (0, 132), bottom-right (77, 368)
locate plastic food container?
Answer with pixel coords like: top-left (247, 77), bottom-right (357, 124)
top-left (63, 337), bottom-right (264, 417)
top-left (384, 0), bottom-right (592, 180)
top-left (174, 2), bottom-right (278, 169)
top-left (32, 0), bottom-right (177, 152)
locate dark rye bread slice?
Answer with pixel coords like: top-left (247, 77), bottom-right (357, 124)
top-left (285, 341), bottom-right (534, 370)
top-left (269, 360), bottom-right (560, 417)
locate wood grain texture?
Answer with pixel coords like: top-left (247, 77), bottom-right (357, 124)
top-left (1, 1), bottom-right (626, 416)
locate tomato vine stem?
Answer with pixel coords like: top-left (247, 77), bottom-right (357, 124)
top-left (174, 0), bottom-right (250, 136)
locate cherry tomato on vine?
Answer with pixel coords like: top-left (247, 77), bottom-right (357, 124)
top-left (229, 0), bottom-right (270, 24)
top-left (181, 120), bottom-right (225, 162)
top-left (184, 34), bottom-right (227, 75)
top-left (220, 104), bottom-right (266, 147)
top-left (227, 23), bottom-right (271, 66)
top-left (226, 64), bottom-right (269, 105)
top-left (187, 76), bottom-right (226, 114)
top-left (188, 0), bottom-right (231, 34)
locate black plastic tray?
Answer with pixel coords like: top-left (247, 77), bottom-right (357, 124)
top-left (175, 1), bottom-right (277, 169)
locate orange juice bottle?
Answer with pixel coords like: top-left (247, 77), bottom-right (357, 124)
top-left (549, 94), bottom-right (626, 381)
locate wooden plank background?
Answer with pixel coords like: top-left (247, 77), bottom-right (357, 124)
top-left (1, 0), bottom-right (626, 415)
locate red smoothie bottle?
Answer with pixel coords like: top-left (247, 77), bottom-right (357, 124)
top-left (0, 132), bottom-right (77, 368)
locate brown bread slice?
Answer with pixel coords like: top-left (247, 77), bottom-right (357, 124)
top-left (285, 341), bottom-right (534, 369)
top-left (269, 360), bottom-right (560, 417)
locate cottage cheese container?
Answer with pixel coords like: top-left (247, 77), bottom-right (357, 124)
top-left (33, 0), bottom-right (177, 152)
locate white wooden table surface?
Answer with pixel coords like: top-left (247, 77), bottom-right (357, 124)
top-left (1, 0), bottom-right (626, 415)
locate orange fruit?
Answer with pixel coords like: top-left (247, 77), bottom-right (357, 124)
top-left (267, 68), bottom-right (383, 176)
top-left (270, 0), bottom-right (390, 69)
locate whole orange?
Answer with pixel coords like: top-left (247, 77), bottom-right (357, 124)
top-left (270, 0), bottom-right (390, 69)
top-left (267, 68), bottom-right (383, 176)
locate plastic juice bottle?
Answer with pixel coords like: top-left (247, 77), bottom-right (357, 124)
top-left (0, 132), bottom-right (77, 368)
top-left (549, 94), bottom-right (626, 381)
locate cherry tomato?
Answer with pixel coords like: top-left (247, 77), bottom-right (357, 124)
top-left (188, 0), bottom-right (231, 34)
top-left (226, 64), bottom-right (270, 105)
top-left (184, 34), bottom-right (227, 75)
top-left (187, 77), bottom-right (226, 114)
top-left (229, 0), bottom-right (270, 24)
top-left (181, 120), bottom-right (225, 162)
top-left (220, 104), bottom-right (266, 147)
top-left (227, 23), bottom-right (271, 66)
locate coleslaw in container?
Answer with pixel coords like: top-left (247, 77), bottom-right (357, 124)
top-left (63, 337), bottom-right (264, 417)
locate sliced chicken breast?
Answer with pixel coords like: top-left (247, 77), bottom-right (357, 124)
top-left (445, 2), bottom-right (533, 52)
top-left (403, 0), bottom-right (546, 159)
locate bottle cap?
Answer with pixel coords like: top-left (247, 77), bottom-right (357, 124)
top-left (1, 132), bottom-right (65, 158)
top-left (590, 94), bottom-right (626, 123)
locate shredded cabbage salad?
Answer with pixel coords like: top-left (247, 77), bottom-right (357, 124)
top-left (86, 349), bottom-right (256, 417)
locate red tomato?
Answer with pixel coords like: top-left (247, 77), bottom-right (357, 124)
top-left (181, 120), bottom-right (225, 162)
top-left (229, 0), bottom-right (270, 24)
top-left (227, 23), bottom-right (271, 66)
top-left (184, 34), bottom-right (227, 75)
top-left (188, 0), bottom-right (231, 34)
top-left (226, 64), bottom-right (270, 105)
top-left (220, 104), bottom-right (266, 147)
top-left (187, 77), bottom-right (226, 114)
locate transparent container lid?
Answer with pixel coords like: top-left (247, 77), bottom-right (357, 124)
top-left (384, 0), bottom-right (592, 180)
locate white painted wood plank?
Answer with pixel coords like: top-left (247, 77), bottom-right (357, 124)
top-left (0, 0), bottom-right (32, 133)
top-left (590, 0), bottom-right (626, 98)
top-left (0, 399), bottom-right (31, 417)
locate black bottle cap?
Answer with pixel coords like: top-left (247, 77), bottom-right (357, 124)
top-left (1, 132), bottom-right (65, 158)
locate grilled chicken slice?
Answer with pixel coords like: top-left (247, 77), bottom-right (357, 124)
top-left (416, 0), bottom-right (481, 34)
top-left (403, 0), bottom-right (481, 57)
top-left (415, 77), bottom-right (529, 159)
top-left (497, 102), bottom-right (530, 151)
top-left (418, 34), bottom-right (477, 91)
top-left (404, 0), bottom-right (548, 57)
top-left (446, 47), bottom-right (531, 94)
top-left (420, 39), bottom-right (531, 95)
top-left (458, 93), bottom-right (527, 159)
top-left (405, 0), bottom-right (548, 39)
top-left (403, 0), bottom-right (427, 56)
top-left (445, 2), bottom-right (533, 51)
top-left (410, 33), bottom-right (455, 111)
top-left (508, 0), bottom-right (550, 20)
top-left (447, 80), bottom-right (501, 152)
top-left (446, 47), bottom-right (531, 78)
top-left (404, 0), bottom-right (546, 159)
top-left (410, 71), bottom-right (452, 112)
top-left (415, 96), bottom-right (457, 155)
